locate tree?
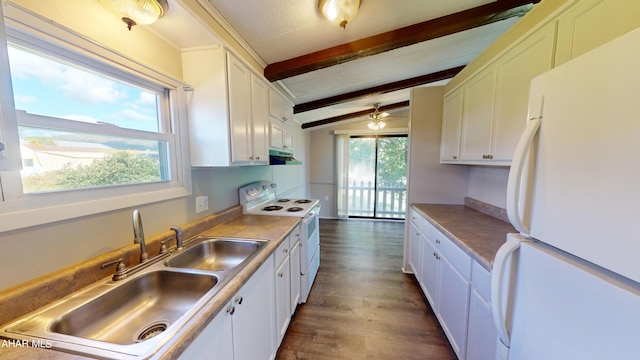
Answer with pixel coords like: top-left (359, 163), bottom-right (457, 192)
top-left (22, 152), bottom-right (161, 193)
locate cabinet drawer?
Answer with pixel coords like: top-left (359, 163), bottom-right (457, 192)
top-left (274, 236), bottom-right (291, 267)
top-left (472, 260), bottom-right (492, 301)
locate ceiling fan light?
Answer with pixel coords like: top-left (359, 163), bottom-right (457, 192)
top-left (99, 0), bottom-right (168, 30)
top-left (318, 0), bottom-right (361, 29)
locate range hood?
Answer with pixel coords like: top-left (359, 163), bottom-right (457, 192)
top-left (269, 149), bottom-right (301, 165)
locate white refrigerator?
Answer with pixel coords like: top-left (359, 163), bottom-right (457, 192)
top-left (491, 27), bottom-right (640, 360)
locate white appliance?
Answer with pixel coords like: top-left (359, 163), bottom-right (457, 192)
top-left (238, 181), bottom-right (320, 303)
top-left (491, 28), bottom-right (640, 360)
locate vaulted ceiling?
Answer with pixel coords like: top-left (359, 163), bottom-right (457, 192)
top-left (156, 0), bottom-right (540, 128)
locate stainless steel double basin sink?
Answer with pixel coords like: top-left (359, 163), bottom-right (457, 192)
top-left (1, 237), bottom-right (268, 359)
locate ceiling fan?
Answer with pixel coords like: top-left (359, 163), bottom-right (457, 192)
top-left (368, 103), bottom-right (390, 130)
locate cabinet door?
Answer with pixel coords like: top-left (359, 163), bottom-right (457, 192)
top-left (227, 53), bottom-right (253, 164)
top-left (460, 66), bottom-right (496, 161)
top-left (232, 259), bottom-right (275, 360)
top-left (270, 122), bottom-right (285, 149)
top-left (269, 90), bottom-right (293, 123)
top-left (251, 76), bottom-right (270, 164)
top-left (466, 289), bottom-right (498, 360)
top-left (283, 128), bottom-right (294, 150)
top-left (408, 221), bottom-right (422, 278)
top-left (420, 237), bottom-right (440, 309)
top-left (438, 256), bottom-right (471, 360)
top-left (492, 21), bottom-right (556, 162)
top-left (290, 239), bottom-right (301, 310)
top-left (555, 0), bottom-right (640, 66)
top-left (274, 257), bottom-right (291, 347)
top-left (178, 306), bottom-right (234, 360)
top-left (440, 88), bottom-right (463, 162)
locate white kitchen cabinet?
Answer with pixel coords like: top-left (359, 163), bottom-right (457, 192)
top-left (231, 257), bottom-right (276, 360)
top-left (269, 89), bottom-right (294, 124)
top-left (412, 209), bottom-right (473, 360)
top-left (438, 255), bottom-right (471, 358)
top-left (440, 88), bottom-right (464, 162)
top-left (178, 256), bottom-right (274, 360)
top-left (466, 261), bottom-right (498, 360)
top-left (555, 0), bottom-right (640, 67)
top-left (459, 66), bottom-right (497, 163)
top-left (182, 46), bottom-right (269, 166)
top-left (270, 121), bottom-right (294, 151)
top-left (491, 21), bottom-right (556, 162)
top-left (274, 237), bottom-right (291, 347)
top-left (289, 226), bottom-right (302, 310)
top-left (408, 219), bottom-right (422, 277)
top-left (178, 306), bottom-right (234, 360)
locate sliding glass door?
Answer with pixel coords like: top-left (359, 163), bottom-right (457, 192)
top-left (347, 135), bottom-right (407, 219)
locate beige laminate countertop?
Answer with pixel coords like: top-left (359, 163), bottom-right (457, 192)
top-left (411, 204), bottom-right (516, 270)
top-left (0, 213), bottom-right (299, 360)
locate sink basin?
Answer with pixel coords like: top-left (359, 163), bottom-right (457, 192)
top-left (50, 270), bottom-right (218, 345)
top-left (165, 238), bottom-right (267, 271)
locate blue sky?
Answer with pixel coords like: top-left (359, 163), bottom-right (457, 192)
top-left (7, 45), bottom-right (160, 133)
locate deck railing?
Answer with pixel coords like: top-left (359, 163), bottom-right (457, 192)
top-left (348, 180), bottom-right (407, 219)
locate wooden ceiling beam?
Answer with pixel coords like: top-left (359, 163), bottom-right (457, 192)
top-left (264, 0), bottom-right (540, 82)
top-left (301, 101), bottom-right (410, 129)
top-left (294, 65), bottom-right (465, 114)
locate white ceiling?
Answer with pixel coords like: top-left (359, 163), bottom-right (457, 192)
top-left (151, 0), bottom-right (528, 126)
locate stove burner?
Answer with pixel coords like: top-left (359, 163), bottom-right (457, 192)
top-left (295, 199), bottom-right (312, 204)
top-left (287, 207), bottom-right (304, 212)
top-left (277, 199), bottom-right (291, 203)
top-left (263, 205), bottom-right (283, 212)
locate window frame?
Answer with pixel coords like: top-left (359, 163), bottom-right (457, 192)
top-left (0, 4), bottom-right (192, 233)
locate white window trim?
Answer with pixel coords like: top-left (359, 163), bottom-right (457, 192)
top-left (0, 3), bottom-right (192, 233)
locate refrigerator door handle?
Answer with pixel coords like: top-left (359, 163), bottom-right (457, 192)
top-left (506, 114), bottom-right (541, 236)
top-left (491, 237), bottom-right (525, 359)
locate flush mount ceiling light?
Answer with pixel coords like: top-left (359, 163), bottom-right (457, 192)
top-left (367, 103), bottom-right (388, 131)
top-left (318, 0), bottom-right (361, 29)
top-left (99, 0), bottom-right (169, 31)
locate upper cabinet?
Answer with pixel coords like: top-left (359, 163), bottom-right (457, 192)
top-left (182, 47), bottom-right (269, 167)
top-left (441, 0), bottom-right (640, 166)
top-left (555, 0), bottom-right (640, 66)
top-left (269, 90), bottom-right (294, 125)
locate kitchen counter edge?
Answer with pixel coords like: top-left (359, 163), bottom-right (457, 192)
top-left (410, 203), bottom-right (516, 271)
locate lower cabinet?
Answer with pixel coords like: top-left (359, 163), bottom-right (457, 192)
top-left (179, 254), bottom-right (275, 360)
top-left (274, 237), bottom-right (291, 347)
top-left (408, 209), bottom-right (498, 360)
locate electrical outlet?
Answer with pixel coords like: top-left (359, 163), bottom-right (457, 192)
top-left (195, 196), bottom-right (208, 213)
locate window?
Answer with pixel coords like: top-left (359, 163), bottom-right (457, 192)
top-left (9, 44), bottom-right (171, 193)
top-left (0, 9), bottom-right (191, 232)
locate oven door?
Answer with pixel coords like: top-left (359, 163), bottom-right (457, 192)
top-left (300, 205), bottom-right (320, 273)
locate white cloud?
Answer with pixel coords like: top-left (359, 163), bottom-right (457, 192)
top-left (8, 46), bottom-right (128, 104)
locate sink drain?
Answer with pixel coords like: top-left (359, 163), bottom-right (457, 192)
top-left (135, 321), bottom-right (169, 343)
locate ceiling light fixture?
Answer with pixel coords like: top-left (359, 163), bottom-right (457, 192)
top-left (99, 0), bottom-right (169, 31)
top-left (318, 0), bottom-right (361, 29)
top-left (367, 103), bottom-right (388, 131)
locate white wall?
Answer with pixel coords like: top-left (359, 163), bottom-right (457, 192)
top-left (407, 86), bottom-right (469, 205)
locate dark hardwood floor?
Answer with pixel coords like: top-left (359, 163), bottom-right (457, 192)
top-left (276, 219), bottom-right (457, 360)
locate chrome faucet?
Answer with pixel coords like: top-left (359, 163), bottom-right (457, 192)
top-left (132, 209), bottom-right (149, 263)
top-left (170, 225), bottom-right (185, 251)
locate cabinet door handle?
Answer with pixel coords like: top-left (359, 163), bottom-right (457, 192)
top-left (249, 156), bottom-right (254, 160)
top-left (234, 296), bottom-right (243, 305)
top-left (435, 239), bottom-right (440, 244)
top-left (255, 156), bottom-right (260, 160)
top-left (227, 306), bottom-right (235, 315)
top-left (453, 155), bottom-right (458, 160)
top-left (278, 272), bottom-right (284, 277)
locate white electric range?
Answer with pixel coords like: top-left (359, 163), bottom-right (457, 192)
top-left (238, 181), bottom-right (320, 303)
